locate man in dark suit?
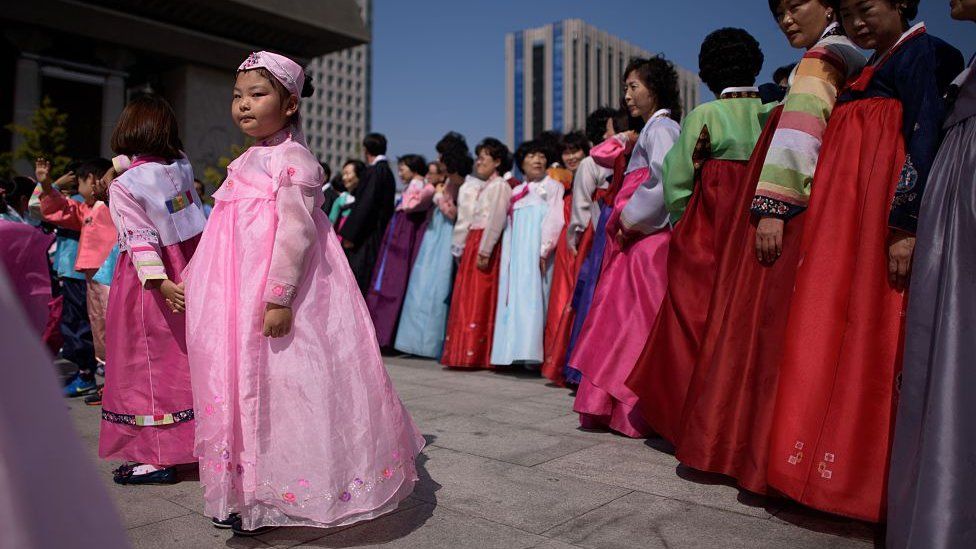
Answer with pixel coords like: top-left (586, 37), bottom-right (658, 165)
top-left (340, 133), bottom-right (396, 295)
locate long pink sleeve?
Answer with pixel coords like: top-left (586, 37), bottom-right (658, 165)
top-left (590, 134), bottom-right (630, 169)
top-left (539, 180), bottom-right (566, 258)
top-left (435, 182), bottom-right (458, 221)
top-left (108, 184), bottom-right (166, 287)
top-left (264, 149), bottom-right (324, 307)
top-left (400, 179), bottom-right (435, 212)
top-left (39, 189), bottom-right (85, 231)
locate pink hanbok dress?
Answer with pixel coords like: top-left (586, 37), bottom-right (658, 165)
top-left (183, 130), bottom-right (425, 530)
top-left (570, 111), bottom-right (678, 437)
top-left (99, 156), bottom-right (205, 465)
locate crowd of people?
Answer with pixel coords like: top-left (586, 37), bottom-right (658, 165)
top-left (0, 0), bottom-right (973, 546)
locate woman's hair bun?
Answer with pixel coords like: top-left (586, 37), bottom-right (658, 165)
top-left (301, 73), bottom-right (314, 98)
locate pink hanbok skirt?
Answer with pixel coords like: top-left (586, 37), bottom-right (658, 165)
top-left (98, 238), bottom-right (198, 465)
top-left (570, 222), bottom-right (670, 438)
top-left (184, 198), bottom-right (425, 530)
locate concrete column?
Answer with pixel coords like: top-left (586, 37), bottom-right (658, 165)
top-left (12, 56), bottom-right (41, 174)
top-left (100, 74), bottom-right (125, 157)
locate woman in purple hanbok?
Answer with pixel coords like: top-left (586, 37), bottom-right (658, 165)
top-left (183, 51), bottom-right (424, 536)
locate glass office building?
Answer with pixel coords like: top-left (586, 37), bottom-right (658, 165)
top-left (505, 19), bottom-right (700, 147)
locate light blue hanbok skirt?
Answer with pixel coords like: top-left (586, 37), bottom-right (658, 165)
top-left (393, 209), bottom-right (456, 358)
top-left (490, 204), bottom-right (552, 366)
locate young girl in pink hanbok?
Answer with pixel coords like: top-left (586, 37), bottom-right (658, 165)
top-left (100, 94), bottom-right (206, 484)
top-left (183, 51), bottom-right (425, 536)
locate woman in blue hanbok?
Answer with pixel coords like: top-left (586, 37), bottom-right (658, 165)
top-left (394, 162), bottom-right (459, 358)
top-left (490, 140), bottom-right (564, 366)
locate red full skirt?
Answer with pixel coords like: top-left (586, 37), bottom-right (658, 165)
top-left (666, 107), bottom-right (799, 495)
top-left (767, 98), bottom-right (908, 522)
top-left (626, 158), bottom-right (751, 443)
top-left (440, 229), bottom-right (501, 369)
top-left (541, 196), bottom-right (593, 385)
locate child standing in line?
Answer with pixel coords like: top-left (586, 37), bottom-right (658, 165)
top-left (36, 157), bottom-right (117, 375)
top-left (99, 94), bottom-right (206, 485)
top-left (183, 51), bottom-right (424, 536)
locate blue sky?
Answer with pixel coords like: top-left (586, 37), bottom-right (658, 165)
top-left (371, 0), bottom-right (974, 163)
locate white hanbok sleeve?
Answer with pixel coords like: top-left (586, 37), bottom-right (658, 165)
top-left (567, 157), bottom-right (600, 250)
top-left (540, 180), bottom-right (566, 259)
top-left (451, 182), bottom-right (477, 257)
top-left (477, 179), bottom-right (512, 258)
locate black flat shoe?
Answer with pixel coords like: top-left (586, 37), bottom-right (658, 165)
top-left (231, 519), bottom-right (278, 537)
top-left (113, 466), bottom-right (178, 485)
top-left (211, 514), bottom-right (240, 529)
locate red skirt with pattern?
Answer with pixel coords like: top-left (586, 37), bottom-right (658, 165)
top-left (767, 98), bottom-right (908, 522)
top-left (440, 229), bottom-right (501, 369)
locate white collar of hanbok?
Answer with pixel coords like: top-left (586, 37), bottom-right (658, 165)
top-left (370, 155), bottom-right (388, 166)
top-left (648, 109), bottom-right (671, 122)
top-left (870, 22), bottom-right (926, 66)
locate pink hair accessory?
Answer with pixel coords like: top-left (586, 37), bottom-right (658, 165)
top-left (236, 50), bottom-right (309, 148)
top-left (237, 51), bottom-right (304, 98)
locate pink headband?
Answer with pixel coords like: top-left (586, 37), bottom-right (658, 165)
top-left (238, 51), bottom-right (304, 98)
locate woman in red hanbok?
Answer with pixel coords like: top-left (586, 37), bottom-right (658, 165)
top-left (766, 1), bottom-right (963, 521)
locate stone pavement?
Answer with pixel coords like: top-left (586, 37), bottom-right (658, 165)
top-left (69, 356), bottom-right (881, 548)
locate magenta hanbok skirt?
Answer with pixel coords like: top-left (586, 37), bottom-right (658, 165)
top-left (184, 198), bottom-right (425, 530)
top-left (99, 238), bottom-right (198, 465)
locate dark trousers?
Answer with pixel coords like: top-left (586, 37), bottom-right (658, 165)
top-left (60, 277), bottom-right (96, 376)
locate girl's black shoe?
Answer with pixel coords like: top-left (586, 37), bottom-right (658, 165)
top-left (211, 514), bottom-right (240, 529)
top-left (231, 519), bottom-right (278, 537)
top-left (113, 465), bottom-right (177, 485)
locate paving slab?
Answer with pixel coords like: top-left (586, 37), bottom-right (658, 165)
top-left (58, 358), bottom-right (878, 548)
top-left (424, 413), bottom-right (599, 466)
top-left (544, 491), bottom-right (872, 549)
top-left (411, 446), bottom-right (631, 534)
top-left (127, 513), bottom-right (268, 549)
top-left (537, 442), bottom-right (779, 519)
top-left (292, 504), bottom-right (550, 549)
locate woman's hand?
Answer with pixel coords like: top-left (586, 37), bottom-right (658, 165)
top-left (888, 231), bottom-right (916, 290)
top-left (476, 253), bottom-right (491, 272)
top-left (263, 304), bottom-right (293, 338)
top-left (755, 217), bottom-right (785, 264)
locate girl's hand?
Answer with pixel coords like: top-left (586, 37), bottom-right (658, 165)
top-left (755, 217), bottom-right (785, 264)
top-left (263, 304), bottom-right (293, 338)
top-left (476, 253), bottom-right (491, 272)
top-left (888, 231), bottom-right (916, 290)
top-left (35, 157), bottom-right (51, 184)
top-left (156, 280), bottom-right (185, 313)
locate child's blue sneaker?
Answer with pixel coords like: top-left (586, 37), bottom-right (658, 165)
top-left (63, 375), bottom-right (98, 397)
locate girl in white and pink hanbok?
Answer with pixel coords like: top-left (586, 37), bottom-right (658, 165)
top-left (183, 51), bottom-right (424, 535)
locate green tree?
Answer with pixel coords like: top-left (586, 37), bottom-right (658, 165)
top-left (5, 96), bottom-right (71, 177)
top-left (202, 141), bottom-right (250, 192)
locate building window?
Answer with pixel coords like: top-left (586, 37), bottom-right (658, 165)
top-left (552, 21), bottom-right (564, 133)
top-left (572, 37), bottom-right (578, 126)
top-left (532, 40), bottom-right (545, 138)
top-left (596, 43), bottom-right (603, 107)
top-left (514, 32), bottom-right (524, 146)
top-left (584, 39), bottom-right (590, 113)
